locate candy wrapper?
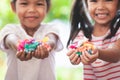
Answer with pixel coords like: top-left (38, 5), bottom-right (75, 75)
top-left (17, 37), bottom-right (51, 53)
top-left (69, 37), bottom-right (95, 56)
top-left (76, 41), bottom-right (95, 55)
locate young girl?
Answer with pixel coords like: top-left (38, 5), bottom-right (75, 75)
top-left (67, 0), bottom-right (120, 80)
top-left (0, 0), bottom-right (63, 80)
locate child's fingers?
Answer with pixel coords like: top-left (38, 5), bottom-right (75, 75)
top-left (67, 50), bottom-right (75, 56)
top-left (25, 52), bottom-right (32, 60)
top-left (34, 45), bottom-right (49, 59)
top-left (16, 50), bottom-right (26, 61)
top-left (81, 50), bottom-right (98, 64)
top-left (35, 50), bottom-right (40, 59)
top-left (69, 51), bottom-right (76, 61)
top-left (37, 46), bottom-right (41, 57)
top-left (84, 51), bottom-right (91, 61)
top-left (42, 46), bottom-right (49, 58)
top-left (70, 54), bottom-right (80, 65)
top-left (89, 50), bottom-right (99, 63)
top-left (80, 53), bottom-right (89, 64)
top-left (32, 51), bottom-right (35, 56)
top-left (17, 50), bottom-right (25, 60)
top-left (40, 46), bottom-right (49, 59)
top-left (76, 58), bottom-right (81, 64)
top-left (34, 46), bottom-right (41, 58)
top-left (16, 50), bottom-right (23, 58)
top-left (39, 46), bottom-right (44, 59)
top-left (21, 51), bottom-right (28, 60)
top-left (80, 51), bottom-right (90, 64)
top-left (70, 54), bottom-right (78, 63)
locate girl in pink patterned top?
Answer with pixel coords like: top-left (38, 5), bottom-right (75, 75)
top-left (67, 0), bottom-right (120, 80)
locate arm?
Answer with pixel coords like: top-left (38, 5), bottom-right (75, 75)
top-left (80, 39), bottom-right (120, 64)
top-left (5, 34), bottom-right (34, 61)
top-left (45, 33), bottom-right (58, 51)
top-left (71, 39), bottom-right (120, 64)
top-left (98, 39), bottom-right (120, 63)
top-left (4, 34), bottom-right (20, 52)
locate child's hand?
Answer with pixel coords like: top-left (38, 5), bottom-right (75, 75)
top-left (33, 45), bottom-right (49, 59)
top-left (80, 48), bottom-right (99, 65)
top-left (67, 50), bottom-right (81, 65)
top-left (16, 50), bottom-right (33, 61)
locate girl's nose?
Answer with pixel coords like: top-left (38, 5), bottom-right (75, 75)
top-left (28, 5), bottom-right (36, 12)
top-left (96, 2), bottom-right (105, 11)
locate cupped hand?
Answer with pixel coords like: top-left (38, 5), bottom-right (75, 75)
top-left (33, 45), bottom-right (49, 59)
top-left (80, 48), bottom-right (99, 65)
top-left (67, 49), bottom-right (81, 65)
top-left (16, 50), bottom-right (33, 61)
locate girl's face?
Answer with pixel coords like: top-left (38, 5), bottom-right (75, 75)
top-left (11, 0), bottom-right (47, 29)
top-left (87, 0), bottom-right (119, 25)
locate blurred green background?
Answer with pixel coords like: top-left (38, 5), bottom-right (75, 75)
top-left (0, 0), bottom-right (71, 29)
top-left (0, 0), bottom-right (83, 80)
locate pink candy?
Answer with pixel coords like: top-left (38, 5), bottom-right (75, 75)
top-left (17, 38), bottom-right (51, 52)
top-left (17, 39), bottom-right (34, 51)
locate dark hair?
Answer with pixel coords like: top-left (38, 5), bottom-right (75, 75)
top-left (67, 0), bottom-right (120, 47)
top-left (67, 0), bottom-right (93, 46)
top-left (11, 0), bottom-right (51, 12)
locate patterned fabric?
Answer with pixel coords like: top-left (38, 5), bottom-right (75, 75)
top-left (71, 28), bottom-right (120, 80)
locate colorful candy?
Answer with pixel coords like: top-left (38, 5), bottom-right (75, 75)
top-left (24, 40), bottom-right (39, 53)
top-left (17, 37), bottom-right (51, 53)
top-left (69, 41), bottom-right (95, 56)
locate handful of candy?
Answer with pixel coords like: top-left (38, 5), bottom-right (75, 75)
top-left (17, 37), bottom-right (51, 53)
top-left (69, 41), bottom-right (95, 56)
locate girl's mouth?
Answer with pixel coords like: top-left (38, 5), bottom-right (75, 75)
top-left (25, 16), bottom-right (38, 21)
top-left (95, 13), bottom-right (109, 19)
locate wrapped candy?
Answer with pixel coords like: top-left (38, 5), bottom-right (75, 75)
top-left (76, 41), bottom-right (95, 55)
top-left (17, 39), bottom-right (39, 53)
top-left (69, 41), bottom-right (95, 56)
top-left (17, 37), bottom-right (51, 53)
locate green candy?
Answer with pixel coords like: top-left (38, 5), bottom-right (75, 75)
top-left (25, 42), bottom-right (39, 53)
top-left (76, 52), bottom-right (82, 56)
top-left (76, 49), bottom-right (92, 57)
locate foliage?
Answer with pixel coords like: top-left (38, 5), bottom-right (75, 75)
top-left (0, 0), bottom-right (18, 29)
top-left (45, 0), bottom-right (72, 22)
top-left (0, 0), bottom-right (72, 29)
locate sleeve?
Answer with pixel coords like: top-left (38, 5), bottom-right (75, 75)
top-left (44, 23), bottom-right (64, 52)
top-left (0, 24), bottom-right (16, 51)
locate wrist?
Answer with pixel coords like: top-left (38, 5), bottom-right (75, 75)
top-left (97, 48), bottom-right (100, 59)
top-left (5, 34), bottom-right (19, 51)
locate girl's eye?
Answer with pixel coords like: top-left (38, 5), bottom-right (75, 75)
top-left (89, 0), bottom-right (113, 2)
top-left (20, 2), bottom-right (28, 5)
top-left (106, 0), bottom-right (113, 1)
top-left (89, 0), bottom-right (97, 2)
top-left (36, 3), bottom-right (44, 6)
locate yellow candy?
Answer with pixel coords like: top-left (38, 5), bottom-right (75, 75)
top-left (83, 42), bottom-right (95, 50)
top-left (42, 37), bottom-right (49, 43)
